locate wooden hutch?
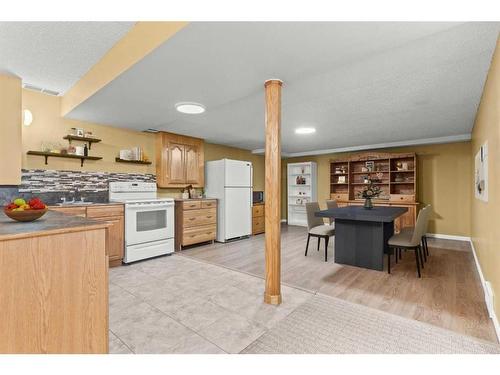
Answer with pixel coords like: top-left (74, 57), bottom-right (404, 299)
top-left (330, 152), bottom-right (419, 233)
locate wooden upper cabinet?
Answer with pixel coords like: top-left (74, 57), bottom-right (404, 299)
top-left (185, 144), bottom-right (201, 184)
top-left (169, 142), bottom-right (186, 184)
top-left (156, 132), bottom-right (204, 188)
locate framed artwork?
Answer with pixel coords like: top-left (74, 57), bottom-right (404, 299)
top-left (475, 142), bottom-right (488, 202)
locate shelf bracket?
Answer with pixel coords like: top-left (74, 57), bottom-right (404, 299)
top-left (44, 156), bottom-right (48, 165)
top-left (80, 158), bottom-right (84, 167)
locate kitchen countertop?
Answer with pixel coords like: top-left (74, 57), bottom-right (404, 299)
top-left (48, 202), bottom-right (124, 208)
top-left (0, 210), bottom-right (110, 241)
top-left (173, 197), bottom-right (217, 201)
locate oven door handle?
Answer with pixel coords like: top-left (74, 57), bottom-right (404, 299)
top-left (126, 203), bottom-right (173, 210)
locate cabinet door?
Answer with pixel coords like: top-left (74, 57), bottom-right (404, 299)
top-left (185, 144), bottom-right (201, 184)
top-left (92, 215), bottom-right (124, 265)
top-left (168, 143), bottom-right (186, 184)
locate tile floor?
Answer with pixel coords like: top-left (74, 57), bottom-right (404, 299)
top-left (108, 254), bottom-right (312, 354)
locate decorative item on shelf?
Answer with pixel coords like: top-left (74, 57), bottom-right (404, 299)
top-left (401, 162), bottom-right (409, 171)
top-left (363, 176), bottom-right (370, 184)
top-left (365, 161), bottom-right (374, 172)
top-left (71, 127), bottom-right (85, 137)
top-left (296, 175), bottom-right (306, 185)
top-left (67, 144), bottom-right (76, 155)
top-left (395, 174), bottom-right (404, 182)
top-left (357, 180), bottom-right (383, 210)
top-left (396, 161), bottom-right (403, 171)
top-left (337, 176), bottom-right (346, 183)
top-left (361, 166), bottom-right (369, 173)
top-left (301, 167), bottom-right (305, 174)
top-left (75, 146), bottom-right (85, 156)
top-left (84, 131), bottom-right (94, 138)
top-left (376, 172), bottom-right (384, 180)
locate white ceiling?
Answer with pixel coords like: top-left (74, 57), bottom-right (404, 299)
top-left (0, 22), bottom-right (134, 94)
top-left (43, 23), bottom-right (500, 152)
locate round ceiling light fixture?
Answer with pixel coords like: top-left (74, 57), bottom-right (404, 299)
top-left (295, 127), bottom-right (316, 135)
top-left (175, 102), bottom-right (206, 114)
top-left (23, 109), bottom-right (33, 126)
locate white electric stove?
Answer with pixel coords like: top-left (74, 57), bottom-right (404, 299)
top-left (109, 182), bottom-right (174, 263)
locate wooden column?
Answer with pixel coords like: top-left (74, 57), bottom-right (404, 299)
top-left (264, 79), bottom-right (283, 305)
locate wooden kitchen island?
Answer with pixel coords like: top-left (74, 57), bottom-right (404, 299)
top-left (0, 211), bottom-right (109, 353)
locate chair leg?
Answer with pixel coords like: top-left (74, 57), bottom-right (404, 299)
top-left (395, 247), bottom-right (398, 264)
top-left (387, 249), bottom-right (391, 274)
top-left (421, 238), bottom-right (427, 263)
top-left (399, 248), bottom-right (402, 260)
top-left (317, 237), bottom-right (320, 251)
top-left (324, 236), bottom-right (329, 262)
top-left (418, 245), bottom-right (424, 269)
top-left (305, 234), bottom-right (310, 256)
top-left (424, 236), bottom-right (429, 256)
top-left (414, 246), bottom-right (421, 278)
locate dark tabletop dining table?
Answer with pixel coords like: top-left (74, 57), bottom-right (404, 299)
top-left (316, 205), bottom-right (407, 271)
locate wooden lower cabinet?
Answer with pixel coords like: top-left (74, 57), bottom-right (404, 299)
top-left (0, 227), bottom-right (109, 353)
top-left (252, 203), bottom-right (265, 235)
top-left (51, 204), bottom-right (125, 267)
top-left (175, 199), bottom-right (217, 250)
top-left (339, 200), bottom-right (418, 233)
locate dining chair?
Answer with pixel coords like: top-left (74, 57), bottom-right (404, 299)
top-left (400, 204), bottom-right (432, 262)
top-left (305, 202), bottom-right (335, 262)
top-left (387, 205), bottom-right (431, 278)
top-left (325, 199), bottom-right (338, 225)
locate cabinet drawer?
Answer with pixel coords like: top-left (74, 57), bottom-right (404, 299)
top-left (183, 208), bottom-right (216, 227)
top-left (86, 204), bottom-right (124, 218)
top-left (182, 200), bottom-right (201, 210)
top-left (182, 224), bottom-right (216, 246)
top-left (50, 206), bottom-right (87, 217)
top-left (201, 200), bottom-right (217, 209)
top-left (390, 194), bottom-right (415, 203)
top-left (252, 205), bottom-right (264, 217)
top-left (252, 218), bottom-right (265, 234)
top-left (330, 193), bottom-right (348, 201)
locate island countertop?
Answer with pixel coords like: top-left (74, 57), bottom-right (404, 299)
top-left (0, 210), bottom-right (110, 241)
top-left (316, 206), bottom-right (408, 223)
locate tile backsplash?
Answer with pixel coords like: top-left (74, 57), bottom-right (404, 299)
top-left (0, 169), bottom-right (156, 205)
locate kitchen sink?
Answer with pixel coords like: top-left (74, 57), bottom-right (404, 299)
top-left (57, 201), bottom-right (94, 206)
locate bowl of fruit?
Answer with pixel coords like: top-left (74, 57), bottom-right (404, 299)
top-left (4, 198), bottom-right (48, 222)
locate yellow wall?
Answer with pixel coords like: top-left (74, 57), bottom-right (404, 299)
top-left (471, 37), bottom-right (500, 318)
top-left (22, 89), bottom-right (157, 174)
top-left (21, 89), bottom-right (265, 197)
top-left (0, 74), bottom-right (22, 185)
top-left (282, 142), bottom-right (472, 237)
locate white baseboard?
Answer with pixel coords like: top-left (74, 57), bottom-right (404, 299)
top-left (425, 233), bottom-right (471, 242)
top-left (468, 239), bottom-right (500, 342)
top-left (280, 219), bottom-right (287, 223)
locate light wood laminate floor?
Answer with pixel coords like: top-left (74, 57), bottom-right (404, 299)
top-left (180, 224), bottom-right (497, 343)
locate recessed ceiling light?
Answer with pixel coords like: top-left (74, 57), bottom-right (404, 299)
top-left (295, 127), bottom-right (316, 135)
top-left (175, 102), bottom-right (206, 114)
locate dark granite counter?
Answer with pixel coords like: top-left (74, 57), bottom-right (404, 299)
top-left (316, 206), bottom-right (407, 223)
top-left (0, 210), bottom-right (110, 241)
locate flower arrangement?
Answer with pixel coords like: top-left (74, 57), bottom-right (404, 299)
top-left (357, 180), bottom-right (383, 209)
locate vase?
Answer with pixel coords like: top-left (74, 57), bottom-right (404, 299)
top-left (364, 197), bottom-right (373, 210)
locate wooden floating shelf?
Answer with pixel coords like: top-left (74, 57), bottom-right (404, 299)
top-left (63, 135), bottom-right (102, 150)
top-left (115, 158), bottom-right (152, 165)
top-left (351, 171), bottom-right (389, 174)
top-left (27, 151), bottom-right (102, 167)
top-left (351, 182), bottom-right (389, 185)
top-left (391, 181), bottom-right (415, 184)
top-left (391, 170), bottom-right (415, 173)
top-left (331, 183), bottom-right (348, 185)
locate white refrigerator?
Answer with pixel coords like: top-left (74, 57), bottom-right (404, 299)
top-left (205, 159), bottom-right (253, 242)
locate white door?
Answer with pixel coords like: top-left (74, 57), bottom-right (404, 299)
top-left (225, 160), bottom-right (252, 187)
top-left (224, 187), bottom-right (252, 239)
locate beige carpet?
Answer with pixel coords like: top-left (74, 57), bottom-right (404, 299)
top-left (242, 294), bottom-right (500, 354)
